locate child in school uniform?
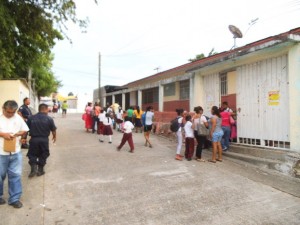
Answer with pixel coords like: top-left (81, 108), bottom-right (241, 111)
top-left (99, 113), bottom-right (113, 143)
top-left (97, 109), bottom-right (106, 135)
top-left (117, 116), bottom-right (135, 152)
top-left (184, 115), bottom-right (195, 161)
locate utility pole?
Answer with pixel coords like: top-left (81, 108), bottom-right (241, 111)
top-left (98, 52), bottom-right (101, 106)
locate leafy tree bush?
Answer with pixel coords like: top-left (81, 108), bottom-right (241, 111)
top-left (0, 0), bottom-right (97, 97)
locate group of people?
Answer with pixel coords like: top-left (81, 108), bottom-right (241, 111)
top-left (82, 101), bottom-right (236, 163)
top-left (0, 98), bottom-right (56, 209)
top-left (1, 98), bottom-right (236, 209)
top-left (174, 102), bottom-right (236, 163)
top-left (82, 103), bottom-right (155, 151)
top-left (50, 100), bottom-right (68, 118)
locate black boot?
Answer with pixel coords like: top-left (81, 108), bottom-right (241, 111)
top-left (37, 165), bottom-right (45, 176)
top-left (28, 164), bottom-right (37, 178)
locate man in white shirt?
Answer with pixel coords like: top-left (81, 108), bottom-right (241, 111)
top-left (0, 100), bottom-right (29, 208)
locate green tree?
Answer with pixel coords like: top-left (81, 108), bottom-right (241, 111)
top-left (31, 53), bottom-right (62, 98)
top-left (0, 0), bottom-right (97, 96)
top-left (188, 48), bottom-right (218, 62)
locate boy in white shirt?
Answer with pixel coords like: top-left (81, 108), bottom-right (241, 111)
top-left (117, 116), bottom-right (134, 153)
top-left (184, 115), bottom-right (195, 161)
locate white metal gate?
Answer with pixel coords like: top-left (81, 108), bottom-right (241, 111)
top-left (203, 73), bottom-right (220, 116)
top-left (236, 55), bottom-right (290, 149)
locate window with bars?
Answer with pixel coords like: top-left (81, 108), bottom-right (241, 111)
top-left (180, 80), bottom-right (190, 100)
top-left (164, 83), bottom-right (175, 96)
top-left (220, 73), bottom-right (227, 96)
top-left (143, 88), bottom-right (158, 104)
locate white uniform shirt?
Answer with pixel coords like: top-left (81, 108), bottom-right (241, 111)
top-left (98, 112), bottom-right (106, 122)
top-left (0, 113), bottom-right (29, 155)
top-left (116, 110), bottom-right (123, 120)
top-left (102, 117), bottom-right (113, 126)
top-left (184, 121), bottom-right (194, 138)
top-left (123, 121), bottom-right (134, 133)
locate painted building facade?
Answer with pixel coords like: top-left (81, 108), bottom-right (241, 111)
top-left (96, 28), bottom-right (300, 152)
top-left (0, 79), bottom-right (38, 112)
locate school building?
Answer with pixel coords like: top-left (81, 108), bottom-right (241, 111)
top-left (95, 27), bottom-right (300, 153)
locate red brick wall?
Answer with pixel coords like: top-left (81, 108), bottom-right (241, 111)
top-left (153, 111), bottom-right (177, 123)
top-left (142, 102), bottom-right (159, 111)
top-left (164, 100), bottom-right (189, 112)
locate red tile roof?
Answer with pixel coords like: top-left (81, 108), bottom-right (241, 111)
top-left (123, 27), bottom-right (300, 88)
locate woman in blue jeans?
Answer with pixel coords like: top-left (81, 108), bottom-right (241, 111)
top-left (220, 110), bottom-right (232, 151)
top-left (208, 106), bottom-right (224, 163)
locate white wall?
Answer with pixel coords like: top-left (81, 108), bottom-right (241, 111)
top-left (0, 80), bottom-right (29, 108)
top-left (289, 44), bottom-right (300, 152)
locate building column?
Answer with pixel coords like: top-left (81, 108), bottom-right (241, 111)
top-left (189, 73), bottom-right (195, 112)
top-left (102, 97), bottom-right (106, 109)
top-left (288, 44), bottom-right (300, 152)
top-left (112, 95), bottom-right (115, 104)
top-left (138, 90), bottom-right (142, 109)
top-left (122, 93), bottom-right (126, 110)
top-left (158, 82), bottom-right (164, 112)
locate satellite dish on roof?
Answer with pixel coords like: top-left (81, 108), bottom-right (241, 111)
top-left (229, 25), bottom-right (243, 49)
top-left (229, 25), bottom-right (243, 38)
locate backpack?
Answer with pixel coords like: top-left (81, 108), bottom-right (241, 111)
top-left (141, 112), bottom-right (146, 125)
top-left (170, 117), bottom-right (180, 132)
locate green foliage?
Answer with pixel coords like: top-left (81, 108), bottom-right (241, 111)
top-left (31, 53), bottom-right (62, 98)
top-left (0, 0), bottom-right (97, 96)
top-left (188, 53), bottom-right (205, 62)
top-left (188, 48), bottom-right (218, 62)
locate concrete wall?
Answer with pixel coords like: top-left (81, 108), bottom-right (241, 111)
top-left (288, 44), bottom-right (300, 152)
top-left (228, 71), bottom-right (237, 95)
top-left (129, 91), bottom-right (137, 106)
top-left (163, 82), bottom-right (180, 102)
top-left (0, 80), bottom-right (29, 108)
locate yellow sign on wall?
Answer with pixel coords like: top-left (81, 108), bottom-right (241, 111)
top-left (268, 91), bottom-right (280, 106)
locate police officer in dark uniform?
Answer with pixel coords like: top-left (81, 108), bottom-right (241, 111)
top-left (26, 103), bottom-right (57, 177)
top-left (18, 97), bottom-right (32, 148)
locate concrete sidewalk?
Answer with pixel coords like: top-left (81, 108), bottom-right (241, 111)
top-left (1, 114), bottom-right (300, 225)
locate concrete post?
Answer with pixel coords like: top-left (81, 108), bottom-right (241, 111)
top-left (102, 97), bottom-right (106, 109)
top-left (158, 82), bottom-right (164, 112)
top-left (138, 90), bottom-right (142, 109)
top-left (288, 44), bottom-right (300, 152)
top-left (122, 93), bottom-right (126, 110)
top-left (189, 73), bottom-right (195, 112)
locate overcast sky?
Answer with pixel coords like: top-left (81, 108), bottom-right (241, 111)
top-left (52, 0), bottom-right (300, 96)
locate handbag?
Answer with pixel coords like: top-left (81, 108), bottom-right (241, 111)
top-left (197, 117), bottom-right (209, 136)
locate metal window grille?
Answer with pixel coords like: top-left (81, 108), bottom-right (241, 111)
top-left (143, 88), bottom-right (158, 104)
top-left (220, 73), bottom-right (227, 96)
top-left (180, 80), bottom-right (189, 100)
top-left (164, 83), bottom-right (175, 96)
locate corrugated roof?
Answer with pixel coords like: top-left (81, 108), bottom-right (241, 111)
top-left (122, 27), bottom-right (300, 88)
